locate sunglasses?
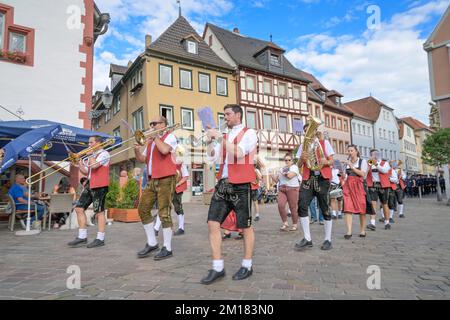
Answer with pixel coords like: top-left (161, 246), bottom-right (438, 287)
top-left (149, 121), bottom-right (163, 126)
top-left (285, 159), bottom-right (292, 162)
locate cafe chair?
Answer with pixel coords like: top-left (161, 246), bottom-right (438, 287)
top-left (45, 193), bottom-right (75, 231)
top-left (0, 194), bottom-right (38, 232)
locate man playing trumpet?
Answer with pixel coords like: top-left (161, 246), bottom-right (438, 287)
top-left (134, 116), bottom-right (178, 260)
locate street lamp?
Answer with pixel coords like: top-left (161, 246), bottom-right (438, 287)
top-left (89, 86), bottom-right (113, 120)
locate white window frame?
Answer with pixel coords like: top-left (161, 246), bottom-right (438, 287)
top-left (293, 86), bottom-right (301, 100)
top-left (0, 12), bottom-right (5, 50)
top-left (180, 69), bottom-right (192, 90)
top-left (279, 115), bottom-right (288, 133)
top-left (198, 73), bottom-right (211, 93)
top-left (270, 54), bottom-right (280, 66)
top-left (113, 93), bottom-right (121, 115)
top-left (181, 108), bottom-right (194, 130)
top-left (113, 127), bottom-right (121, 138)
top-left (263, 79), bottom-right (272, 95)
top-left (263, 113), bottom-right (272, 130)
top-left (216, 76), bottom-right (228, 96)
top-left (218, 113), bottom-right (225, 129)
top-left (159, 64), bottom-right (173, 86)
top-left (187, 40), bottom-right (197, 54)
top-left (9, 32), bottom-right (26, 53)
top-left (160, 105), bottom-right (174, 126)
top-left (246, 75), bottom-right (256, 92)
top-left (246, 110), bottom-right (257, 129)
top-left (278, 82), bottom-right (287, 97)
top-left (132, 107), bottom-right (144, 131)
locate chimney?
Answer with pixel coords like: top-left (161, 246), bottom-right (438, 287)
top-left (127, 60), bottom-right (133, 68)
top-left (233, 27), bottom-right (239, 34)
top-left (145, 34), bottom-right (152, 49)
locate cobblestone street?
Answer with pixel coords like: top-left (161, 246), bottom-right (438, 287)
top-left (0, 197), bottom-right (449, 300)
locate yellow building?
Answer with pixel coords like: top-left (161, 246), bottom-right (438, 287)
top-left (92, 16), bottom-right (237, 202)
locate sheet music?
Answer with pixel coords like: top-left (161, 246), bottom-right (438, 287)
top-left (197, 107), bottom-right (217, 130)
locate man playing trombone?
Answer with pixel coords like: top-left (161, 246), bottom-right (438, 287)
top-left (68, 136), bottom-right (110, 248)
top-left (134, 116), bottom-right (178, 261)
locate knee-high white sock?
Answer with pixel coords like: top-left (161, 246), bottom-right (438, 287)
top-left (399, 204), bottom-right (404, 215)
top-left (78, 228), bottom-right (87, 239)
top-left (212, 259), bottom-right (224, 272)
top-left (300, 217), bottom-right (311, 241)
top-left (242, 259), bottom-right (252, 270)
top-left (379, 209), bottom-right (384, 218)
top-left (324, 220), bottom-right (332, 242)
top-left (143, 223), bottom-right (157, 246)
top-left (154, 215), bottom-right (161, 231)
top-left (163, 227), bottom-right (173, 251)
top-left (389, 209), bottom-right (394, 219)
top-left (178, 214), bottom-right (184, 230)
top-left (370, 219), bottom-right (376, 226)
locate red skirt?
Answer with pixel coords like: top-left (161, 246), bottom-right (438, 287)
top-left (221, 210), bottom-right (242, 232)
top-left (343, 176), bottom-right (366, 214)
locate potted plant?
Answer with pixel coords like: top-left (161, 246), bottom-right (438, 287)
top-left (106, 176), bottom-right (141, 223)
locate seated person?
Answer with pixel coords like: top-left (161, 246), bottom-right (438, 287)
top-left (8, 174), bottom-right (45, 226)
top-left (52, 177), bottom-right (76, 229)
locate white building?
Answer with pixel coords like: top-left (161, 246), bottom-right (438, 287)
top-left (397, 118), bottom-right (420, 174)
top-left (0, 0), bottom-right (109, 128)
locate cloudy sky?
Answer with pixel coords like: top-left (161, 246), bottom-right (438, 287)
top-left (92, 0), bottom-right (449, 124)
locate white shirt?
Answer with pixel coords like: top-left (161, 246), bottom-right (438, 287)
top-left (180, 163), bottom-right (189, 178)
top-left (389, 169), bottom-right (399, 184)
top-left (87, 149), bottom-right (110, 179)
top-left (208, 124), bottom-right (257, 179)
top-left (278, 165), bottom-right (300, 187)
top-left (345, 158), bottom-right (368, 179)
top-left (296, 138), bottom-right (335, 159)
top-left (370, 161), bottom-right (391, 182)
top-left (142, 133), bottom-right (178, 176)
top-left (331, 168), bottom-right (340, 185)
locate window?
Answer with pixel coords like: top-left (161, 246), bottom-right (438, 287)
top-left (216, 77), bottom-right (228, 96)
top-left (9, 32), bottom-right (26, 52)
top-left (208, 35), bottom-right (213, 46)
top-left (358, 124), bottom-right (361, 134)
top-left (160, 105), bottom-right (173, 126)
top-left (390, 151), bottom-right (393, 160)
top-left (132, 108), bottom-right (144, 131)
top-left (383, 129), bottom-right (386, 139)
top-left (278, 83), bottom-right (287, 97)
top-left (293, 86), bottom-right (301, 100)
top-left (352, 123), bottom-right (356, 132)
top-left (279, 115), bottom-right (287, 133)
top-left (331, 117), bottom-right (336, 129)
top-left (104, 109), bottom-right (112, 123)
top-left (139, 69), bottom-right (143, 84)
top-left (113, 94), bottom-right (121, 115)
top-left (407, 127), bottom-right (412, 137)
top-left (325, 115), bottom-right (330, 127)
top-left (218, 113), bottom-right (225, 129)
top-left (394, 151), bottom-right (397, 160)
top-left (246, 76), bottom-right (256, 91)
top-left (263, 113), bottom-right (272, 130)
top-left (315, 106), bottom-right (321, 118)
top-left (335, 97), bottom-right (340, 105)
top-left (246, 111), bottom-right (257, 129)
top-left (339, 141), bottom-right (344, 154)
top-left (113, 127), bottom-right (121, 138)
top-left (332, 140), bottom-right (338, 153)
top-left (368, 127), bottom-right (371, 137)
top-left (379, 128), bottom-right (382, 138)
top-left (181, 108), bottom-right (194, 130)
top-left (344, 120), bottom-right (348, 132)
top-left (199, 73), bottom-right (211, 93)
top-left (270, 54), bottom-right (280, 66)
top-left (179, 69), bottom-right (192, 90)
top-left (159, 64), bottom-right (172, 86)
top-left (263, 79), bottom-right (272, 95)
top-left (362, 126), bottom-right (366, 136)
top-left (337, 119), bottom-right (342, 131)
top-left (0, 13), bottom-right (4, 50)
top-left (187, 40), bottom-right (197, 54)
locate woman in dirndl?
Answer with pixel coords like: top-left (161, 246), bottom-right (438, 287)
top-left (342, 145), bottom-right (369, 239)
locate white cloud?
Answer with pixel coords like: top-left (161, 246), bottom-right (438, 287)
top-left (286, 0), bottom-right (450, 124)
top-left (93, 0), bottom-right (233, 93)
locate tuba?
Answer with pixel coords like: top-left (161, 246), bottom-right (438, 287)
top-left (298, 116), bottom-right (324, 171)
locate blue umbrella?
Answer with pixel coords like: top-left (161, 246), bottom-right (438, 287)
top-left (0, 124), bottom-right (62, 173)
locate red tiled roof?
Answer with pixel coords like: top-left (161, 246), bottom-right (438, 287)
top-left (344, 96), bottom-right (388, 122)
top-left (400, 117), bottom-right (433, 132)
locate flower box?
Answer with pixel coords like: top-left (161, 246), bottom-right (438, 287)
top-left (0, 50), bottom-right (27, 64)
top-left (108, 208), bottom-right (141, 223)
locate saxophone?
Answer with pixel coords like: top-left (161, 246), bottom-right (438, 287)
top-left (298, 116), bottom-right (324, 172)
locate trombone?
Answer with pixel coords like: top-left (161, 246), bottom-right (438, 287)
top-left (25, 138), bottom-right (116, 185)
top-left (85, 123), bottom-right (181, 168)
top-left (190, 122), bottom-right (228, 147)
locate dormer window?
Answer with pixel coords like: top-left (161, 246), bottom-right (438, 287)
top-left (187, 40), bottom-right (197, 54)
top-left (335, 96), bottom-right (341, 105)
top-left (270, 53), bottom-right (280, 66)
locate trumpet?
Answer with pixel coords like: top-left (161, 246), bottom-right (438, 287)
top-left (85, 123), bottom-right (181, 168)
top-left (25, 138), bottom-right (116, 185)
top-left (367, 159), bottom-right (379, 166)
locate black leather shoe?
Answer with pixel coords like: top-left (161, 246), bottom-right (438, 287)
top-left (137, 243), bottom-right (159, 258)
top-left (232, 267), bottom-right (253, 280)
top-left (287, 213), bottom-right (292, 218)
top-left (389, 218), bottom-right (395, 224)
top-left (68, 237), bottom-right (87, 247)
top-left (385, 224), bottom-right (391, 230)
top-left (344, 234), bottom-right (352, 240)
top-left (321, 240), bottom-right (332, 250)
top-left (86, 239), bottom-right (104, 248)
top-left (359, 233), bottom-right (367, 238)
top-left (222, 233), bottom-right (231, 240)
top-left (338, 215), bottom-right (343, 220)
top-left (200, 269), bottom-right (225, 285)
top-left (254, 216), bottom-right (260, 222)
top-left (366, 224), bottom-right (376, 231)
top-left (399, 214), bottom-right (405, 218)
top-left (379, 218), bottom-right (384, 222)
top-left (294, 238), bottom-right (313, 251)
top-left (174, 229), bottom-right (185, 236)
top-left (332, 215), bottom-right (337, 220)
top-left (154, 246), bottom-right (173, 260)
